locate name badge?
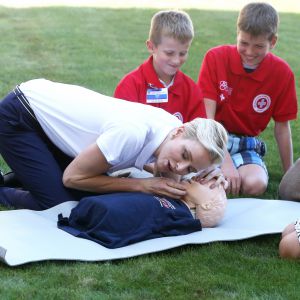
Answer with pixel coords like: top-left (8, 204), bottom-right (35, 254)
top-left (146, 87), bottom-right (168, 103)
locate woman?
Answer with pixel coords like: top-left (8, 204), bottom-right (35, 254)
top-left (0, 79), bottom-right (227, 210)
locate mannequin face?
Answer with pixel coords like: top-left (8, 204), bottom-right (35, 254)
top-left (181, 179), bottom-right (227, 227)
top-left (181, 180), bottom-right (221, 207)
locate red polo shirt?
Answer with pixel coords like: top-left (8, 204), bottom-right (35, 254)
top-left (198, 45), bottom-right (297, 136)
top-left (114, 56), bottom-right (206, 122)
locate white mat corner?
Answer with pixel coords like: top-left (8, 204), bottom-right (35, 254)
top-left (0, 198), bottom-right (299, 266)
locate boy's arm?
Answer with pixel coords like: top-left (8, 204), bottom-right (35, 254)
top-left (203, 98), bottom-right (217, 119)
top-left (274, 121), bottom-right (293, 173)
top-left (204, 98), bottom-right (241, 195)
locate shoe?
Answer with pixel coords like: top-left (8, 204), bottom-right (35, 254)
top-left (3, 171), bottom-right (22, 188)
top-left (255, 139), bottom-right (267, 156)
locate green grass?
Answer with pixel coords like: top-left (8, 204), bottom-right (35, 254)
top-left (0, 6), bottom-right (299, 299)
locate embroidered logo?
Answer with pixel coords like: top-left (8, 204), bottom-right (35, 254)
top-left (219, 81), bottom-right (228, 91)
top-left (173, 112), bottom-right (183, 122)
top-left (154, 196), bottom-right (175, 209)
top-left (219, 81), bottom-right (232, 101)
top-left (252, 94), bottom-right (271, 113)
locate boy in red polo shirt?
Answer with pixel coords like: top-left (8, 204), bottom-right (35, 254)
top-left (114, 10), bottom-right (206, 123)
top-left (198, 2), bottom-right (298, 196)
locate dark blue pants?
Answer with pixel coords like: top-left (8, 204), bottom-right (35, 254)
top-left (0, 89), bottom-right (92, 210)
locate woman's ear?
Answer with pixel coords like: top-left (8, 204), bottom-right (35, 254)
top-left (172, 126), bottom-right (185, 139)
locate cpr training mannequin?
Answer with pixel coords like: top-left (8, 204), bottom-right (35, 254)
top-left (58, 179), bottom-right (227, 248)
top-left (181, 178), bottom-right (227, 227)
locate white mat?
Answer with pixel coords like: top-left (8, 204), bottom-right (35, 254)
top-left (0, 198), bottom-right (299, 266)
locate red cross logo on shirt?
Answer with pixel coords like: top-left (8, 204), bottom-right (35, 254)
top-left (252, 94), bottom-right (271, 113)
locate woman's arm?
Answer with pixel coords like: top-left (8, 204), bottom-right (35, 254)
top-left (63, 143), bottom-right (187, 199)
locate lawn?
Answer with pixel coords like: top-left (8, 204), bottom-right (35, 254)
top-left (0, 6), bottom-right (299, 299)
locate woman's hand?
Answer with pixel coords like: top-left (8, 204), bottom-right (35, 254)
top-left (141, 177), bottom-right (187, 199)
top-left (192, 166), bottom-right (228, 189)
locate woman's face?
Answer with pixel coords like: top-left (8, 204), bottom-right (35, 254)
top-left (154, 128), bottom-right (212, 176)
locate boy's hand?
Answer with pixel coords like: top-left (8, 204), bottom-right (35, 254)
top-left (221, 163), bottom-right (241, 195)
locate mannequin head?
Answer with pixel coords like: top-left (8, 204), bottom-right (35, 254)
top-left (182, 179), bottom-right (227, 227)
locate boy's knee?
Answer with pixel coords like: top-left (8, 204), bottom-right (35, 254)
top-left (279, 159), bottom-right (300, 200)
top-left (279, 235), bottom-right (300, 259)
top-left (279, 238), bottom-right (290, 258)
top-left (241, 176), bottom-right (267, 196)
top-left (278, 185), bottom-right (298, 201)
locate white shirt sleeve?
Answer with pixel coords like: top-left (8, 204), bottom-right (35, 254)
top-left (96, 124), bottom-right (145, 166)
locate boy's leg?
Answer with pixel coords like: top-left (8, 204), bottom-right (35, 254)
top-left (280, 221), bottom-right (300, 259)
top-left (0, 90), bottom-right (82, 210)
top-left (231, 150), bottom-right (268, 195)
top-left (238, 164), bottom-right (268, 195)
top-left (279, 231), bottom-right (300, 259)
top-left (279, 158), bottom-right (300, 200)
top-left (228, 134), bottom-right (268, 195)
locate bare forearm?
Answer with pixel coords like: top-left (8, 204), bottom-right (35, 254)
top-left (279, 143), bottom-right (293, 173)
top-left (64, 174), bottom-right (144, 194)
top-left (275, 122), bottom-right (293, 173)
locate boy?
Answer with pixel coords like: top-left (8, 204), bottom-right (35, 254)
top-left (58, 179), bottom-right (227, 248)
top-left (198, 2), bottom-right (298, 196)
top-left (114, 10), bottom-right (206, 123)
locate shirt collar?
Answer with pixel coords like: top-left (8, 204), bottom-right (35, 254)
top-left (159, 76), bottom-right (175, 88)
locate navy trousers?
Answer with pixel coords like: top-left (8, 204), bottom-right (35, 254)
top-left (0, 89), bottom-right (92, 210)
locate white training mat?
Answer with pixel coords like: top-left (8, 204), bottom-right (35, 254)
top-left (0, 198), bottom-right (299, 266)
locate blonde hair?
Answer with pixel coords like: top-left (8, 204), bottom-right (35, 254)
top-left (237, 2), bottom-right (279, 40)
top-left (183, 118), bottom-right (228, 166)
top-left (149, 10), bottom-right (194, 46)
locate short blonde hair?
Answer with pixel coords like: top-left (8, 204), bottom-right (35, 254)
top-left (183, 118), bottom-right (228, 166)
top-left (149, 10), bottom-right (194, 46)
top-left (237, 2), bottom-right (279, 40)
